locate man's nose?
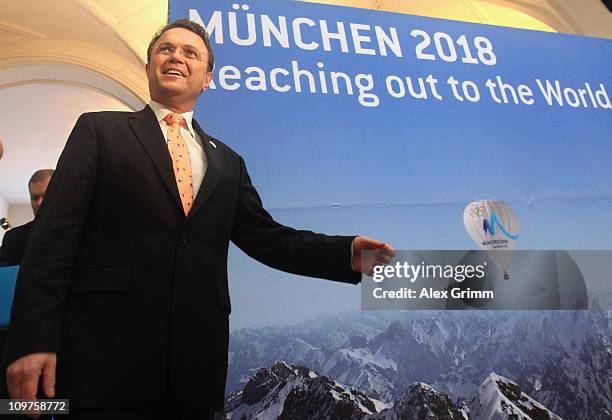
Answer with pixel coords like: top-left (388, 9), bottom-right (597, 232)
top-left (169, 49), bottom-right (185, 62)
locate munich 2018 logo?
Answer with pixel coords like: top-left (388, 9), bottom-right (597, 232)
top-left (468, 205), bottom-right (519, 241)
top-left (482, 211), bottom-right (519, 240)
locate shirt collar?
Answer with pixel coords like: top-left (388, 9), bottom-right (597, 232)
top-left (149, 100), bottom-right (196, 138)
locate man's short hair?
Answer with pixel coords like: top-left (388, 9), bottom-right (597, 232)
top-left (147, 19), bottom-right (215, 73)
top-left (28, 169), bottom-right (54, 187)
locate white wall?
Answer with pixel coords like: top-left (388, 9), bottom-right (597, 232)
top-left (7, 204), bottom-right (33, 227)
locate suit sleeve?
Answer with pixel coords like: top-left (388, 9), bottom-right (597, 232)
top-left (1, 114), bottom-right (97, 366)
top-left (230, 156), bottom-right (361, 285)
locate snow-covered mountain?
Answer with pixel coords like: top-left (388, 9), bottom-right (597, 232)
top-left (222, 361), bottom-right (388, 419)
top-left (224, 363), bottom-right (564, 420)
top-left (368, 382), bottom-right (468, 420)
top-left (227, 310), bottom-right (612, 419)
top-left (227, 311), bottom-right (407, 401)
top-left (469, 373), bottom-right (562, 420)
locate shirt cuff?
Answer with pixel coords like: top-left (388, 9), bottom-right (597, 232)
top-left (350, 239), bottom-right (357, 272)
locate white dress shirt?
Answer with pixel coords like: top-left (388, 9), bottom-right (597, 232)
top-left (149, 101), bottom-right (207, 197)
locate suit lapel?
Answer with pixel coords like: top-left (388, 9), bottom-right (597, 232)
top-left (128, 106), bottom-right (183, 213)
top-left (188, 119), bottom-right (222, 220)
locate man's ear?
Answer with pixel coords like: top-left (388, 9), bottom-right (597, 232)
top-left (201, 72), bottom-right (213, 93)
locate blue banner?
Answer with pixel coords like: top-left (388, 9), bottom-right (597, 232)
top-left (168, 0), bottom-right (612, 329)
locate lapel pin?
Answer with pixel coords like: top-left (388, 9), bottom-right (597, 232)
top-left (209, 140), bottom-right (217, 149)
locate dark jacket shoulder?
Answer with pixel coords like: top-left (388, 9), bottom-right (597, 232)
top-left (0, 221), bottom-right (34, 266)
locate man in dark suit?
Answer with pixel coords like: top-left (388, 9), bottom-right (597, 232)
top-left (2, 19), bottom-right (392, 419)
top-left (0, 169), bottom-right (53, 381)
top-left (0, 169), bottom-right (54, 266)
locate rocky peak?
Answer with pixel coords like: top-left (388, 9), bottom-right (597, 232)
top-left (369, 382), bottom-right (467, 420)
top-left (469, 372), bottom-right (563, 420)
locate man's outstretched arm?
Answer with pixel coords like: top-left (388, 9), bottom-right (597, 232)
top-left (230, 156), bottom-right (393, 281)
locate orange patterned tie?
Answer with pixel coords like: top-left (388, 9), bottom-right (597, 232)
top-left (164, 113), bottom-right (193, 216)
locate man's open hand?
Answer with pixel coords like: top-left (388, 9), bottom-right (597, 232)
top-left (6, 352), bottom-right (56, 401)
top-left (351, 236), bottom-right (395, 275)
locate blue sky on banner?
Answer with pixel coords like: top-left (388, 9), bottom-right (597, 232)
top-left (169, 0), bottom-right (612, 330)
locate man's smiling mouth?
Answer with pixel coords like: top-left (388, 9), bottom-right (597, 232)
top-left (164, 68), bottom-right (185, 77)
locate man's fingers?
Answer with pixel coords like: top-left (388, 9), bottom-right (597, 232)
top-left (357, 236), bottom-right (386, 250)
top-left (352, 237), bottom-right (395, 274)
top-left (42, 355), bottom-right (56, 398)
top-left (383, 243), bottom-right (395, 253)
top-left (377, 244), bottom-right (395, 257)
top-left (373, 246), bottom-right (394, 263)
top-left (366, 239), bottom-right (386, 249)
top-left (20, 367), bottom-right (40, 400)
top-left (365, 264), bottom-right (377, 277)
top-left (6, 365), bottom-right (22, 399)
top-left (6, 353), bottom-right (56, 401)
top-left (20, 366), bottom-right (42, 419)
top-left (358, 237), bottom-right (395, 254)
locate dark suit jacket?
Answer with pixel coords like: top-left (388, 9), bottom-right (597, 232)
top-left (1, 106), bottom-right (360, 411)
top-left (0, 221), bottom-right (33, 266)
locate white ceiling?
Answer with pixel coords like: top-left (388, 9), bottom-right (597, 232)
top-left (0, 0), bottom-right (165, 205)
top-left (0, 82), bottom-right (132, 203)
